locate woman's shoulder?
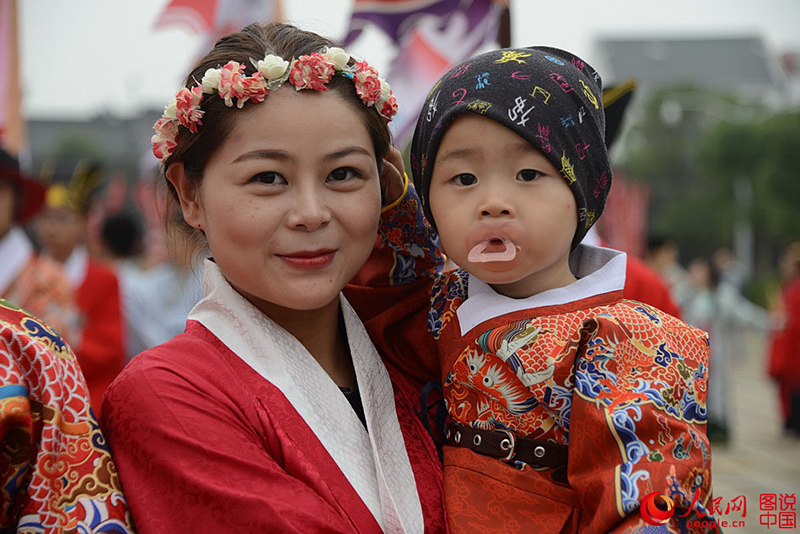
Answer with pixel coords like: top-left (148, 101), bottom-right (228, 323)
top-left (104, 321), bottom-right (261, 414)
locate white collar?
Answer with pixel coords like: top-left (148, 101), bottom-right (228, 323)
top-left (0, 226), bottom-right (34, 294)
top-left (61, 245), bottom-right (89, 289)
top-left (188, 260), bottom-right (424, 533)
top-left (457, 244), bottom-right (627, 336)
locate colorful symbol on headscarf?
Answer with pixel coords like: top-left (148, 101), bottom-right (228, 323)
top-left (450, 63), bottom-right (472, 79)
top-left (427, 91), bottom-right (440, 122)
top-left (640, 492), bottom-right (676, 525)
top-left (530, 86), bottom-right (551, 105)
top-left (511, 71), bottom-right (531, 80)
top-left (508, 97), bottom-right (534, 127)
top-left (467, 100), bottom-right (492, 115)
top-left (495, 51), bottom-right (532, 64)
top-left (476, 72), bottom-right (491, 89)
top-left (560, 151), bottom-right (576, 184)
top-left (579, 79), bottom-right (599, 109)
top-left (535, 123), bottom-right (552, 153)
top-left (549, 72), bottom-right (573, 93)
top-left (544, 55), bottom-right (565, 66)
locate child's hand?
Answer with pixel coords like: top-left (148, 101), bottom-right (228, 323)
top-left (380, 146), bottom-right (406, 206)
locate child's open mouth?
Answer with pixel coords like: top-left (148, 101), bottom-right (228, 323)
top-left (468, 238), bottom-right (518, 263)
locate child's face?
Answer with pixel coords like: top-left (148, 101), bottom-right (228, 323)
top-left (176, 87), bottom-right (382, 314)
top-left (429, 113), bottom-right (578, 298)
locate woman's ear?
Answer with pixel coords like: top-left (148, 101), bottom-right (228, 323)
top-left (166, 162), bottom-right (203, 229)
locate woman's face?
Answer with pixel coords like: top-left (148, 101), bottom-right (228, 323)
top-left (175, 87), bottom-right (382, 315)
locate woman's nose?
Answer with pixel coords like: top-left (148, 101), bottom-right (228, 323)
top-left (287, 184), bottom-right (332, 231)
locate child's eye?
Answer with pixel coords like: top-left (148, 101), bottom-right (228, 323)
top-left (452, 173), bottom-right (477, 186)
top-left (250, 171), bottom-right (286, 185)
top-left (517, 169), bottom-right (541, 182)
top-left (328, 167), bottom-right (362, 182)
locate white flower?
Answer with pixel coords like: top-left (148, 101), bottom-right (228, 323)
top-left (163, 97), bottom-right (177, 120)
top-left (257, 54), bottom-right (290, 82)
top-left (323, 47), bottom-right (350, 70)
top-left (379, 79), bottom-right (392, 102)
top-left (201, 68), bottom-right (221, 94)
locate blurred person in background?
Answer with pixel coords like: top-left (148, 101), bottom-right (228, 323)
top-left (35, 160), bottom-right (125, 415)
top-left (768, 241), bottom-right (800, 437)
top-left (0, 146), bottom-right (79, 342)
top-left (645, 234), bottom-right (692, 309)
top-left (683, 255), bottom-right (771, 444)
top-left (100, 211), bottom-right (203, 362)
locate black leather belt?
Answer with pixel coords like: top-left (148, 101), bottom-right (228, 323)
top-left (445, 422), bottom-right (568, 470)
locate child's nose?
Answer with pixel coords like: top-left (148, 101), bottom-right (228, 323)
top-left (478, 190), bottom-right (515, 219)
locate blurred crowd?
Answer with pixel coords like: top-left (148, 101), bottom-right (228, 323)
top-left (642, 235), bottom-right (800, 444)
top-left (1, 146), bottom-right (202, 416)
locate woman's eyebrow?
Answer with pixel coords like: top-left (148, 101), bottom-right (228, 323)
top-left (232, 149), bottom-right (290, 163)
top-left (324, 146), bottom-right (373, 161)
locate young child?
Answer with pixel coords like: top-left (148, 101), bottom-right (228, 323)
top-left (348, 46), bottom-right (715, 533)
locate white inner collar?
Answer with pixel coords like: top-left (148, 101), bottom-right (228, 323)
top-left (457, 244), bottom-right (627, 336)
top-left (188, 260), bottom-right (423, 533)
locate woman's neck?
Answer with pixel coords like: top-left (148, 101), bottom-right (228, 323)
top-left (249, 294), bottom-right (356, 389)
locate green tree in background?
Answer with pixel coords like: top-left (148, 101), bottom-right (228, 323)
top-left (618, 84), bottom-right (799, 275)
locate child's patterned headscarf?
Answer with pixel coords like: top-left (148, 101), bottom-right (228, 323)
top-left (410, 46), bottom-right (612, 249)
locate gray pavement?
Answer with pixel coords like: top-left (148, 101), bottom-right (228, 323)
top-left (710, 330), bottom-right (799, 533)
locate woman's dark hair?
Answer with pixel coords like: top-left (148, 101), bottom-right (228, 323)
top-left (162, 22), bottom-right (392, 248)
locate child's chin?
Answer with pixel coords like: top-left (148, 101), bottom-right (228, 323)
top-left (468, 260), bottom-right (519, 275)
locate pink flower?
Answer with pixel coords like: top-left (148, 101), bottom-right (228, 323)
top-left (175, 86), bottom-right (205, 133)
top-left (379, 94), bottom-right (398, 121)
top-left (288, 53), bottom-right (335, 91)
top-left (353, 61), bottom-right (382, 106)
top-left (238, 72), bottom-right (269, 108)
top-left (151, 117), bottom-right (179, 160)
top-left (217, 61), bottom-right (247, 107)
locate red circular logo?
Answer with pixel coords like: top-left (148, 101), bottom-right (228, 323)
top-left (641, 492), bottom-right (676, 525)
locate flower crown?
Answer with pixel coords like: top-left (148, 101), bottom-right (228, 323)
top-left (152, 47), bottom-right (398, 162)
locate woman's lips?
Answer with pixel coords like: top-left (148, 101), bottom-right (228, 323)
top-left (278, 249), bottom-right (336, 270)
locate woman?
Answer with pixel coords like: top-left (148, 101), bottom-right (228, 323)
top-left (101, 22), bottom-right (446, 533)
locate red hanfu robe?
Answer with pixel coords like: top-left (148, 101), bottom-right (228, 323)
top-left (347, 184), bottom-right (715, 534)
top-left (101, 261), bottom-right (447, 533)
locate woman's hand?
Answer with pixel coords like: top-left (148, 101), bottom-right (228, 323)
top-left (380, 146), bottom-right (406, 206)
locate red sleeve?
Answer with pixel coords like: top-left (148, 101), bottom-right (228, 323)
top-left (101, 339), bottom-right (377, 534)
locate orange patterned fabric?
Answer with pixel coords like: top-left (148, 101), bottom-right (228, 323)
top-left (0, 298), bottom-right (133, 532)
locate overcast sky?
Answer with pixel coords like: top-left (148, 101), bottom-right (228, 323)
top-left (19, 0), bottom-right (800, 119)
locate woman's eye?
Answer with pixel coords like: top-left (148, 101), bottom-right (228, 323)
top-left (453, 174), bottom-right (477, 186)
top-left (250, 171), bottom-right (286, 185)
top-left (517, 169), bottom-right (541, 182)
top-left (328, 167), bottom-right (361, 182)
